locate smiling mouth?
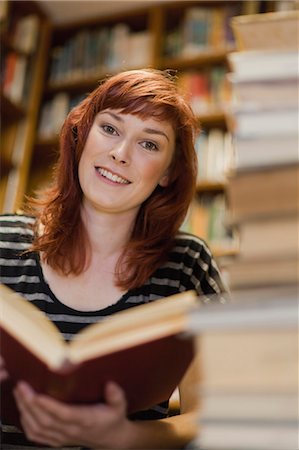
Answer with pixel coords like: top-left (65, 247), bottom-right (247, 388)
top-left (95, 167), bottom-right (131, 184)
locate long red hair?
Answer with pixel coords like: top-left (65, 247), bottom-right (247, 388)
top-left (30, 69), bottom-right (199, 290)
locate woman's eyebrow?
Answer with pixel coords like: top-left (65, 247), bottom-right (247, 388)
top-left (105, 111), bottom-right (123, 122)
top-left (143, 128), bottom-right (170, 142)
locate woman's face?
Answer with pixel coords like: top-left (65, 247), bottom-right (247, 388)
top-left (78, 109), bottom-right (175, 216)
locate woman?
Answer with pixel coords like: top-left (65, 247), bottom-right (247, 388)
top-left (0, 69), bottom-right (226, 449)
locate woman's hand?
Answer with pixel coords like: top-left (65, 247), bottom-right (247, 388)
top-left (0, 355), bottom-right (9, 382)
top-left (13, 380), bottom-right (133, 448)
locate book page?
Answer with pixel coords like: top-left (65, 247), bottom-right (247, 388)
top-left (69, 291), bottom-right (198, 363)
top-left (0, 284), bottom-right (66, 368)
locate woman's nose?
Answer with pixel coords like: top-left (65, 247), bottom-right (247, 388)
top-left (109, 141), bottom-right (130, 165)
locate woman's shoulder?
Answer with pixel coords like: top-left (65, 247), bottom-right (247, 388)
top-left (173, 231), bottom-right (212, 259)
top-left (0, 214), bottom-right (36, 242)
top-left (171, 232), bottom-right (227, 296)
top-left (0, 213), bottom-right (36, 227)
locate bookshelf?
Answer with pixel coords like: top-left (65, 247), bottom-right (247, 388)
top-left (0, 0), bottom-right (51, 212)
top-left (1, 0), bottom-right (284, 257)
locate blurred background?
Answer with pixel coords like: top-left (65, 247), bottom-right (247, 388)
top-left (1, 1), bottom-right (298, 448)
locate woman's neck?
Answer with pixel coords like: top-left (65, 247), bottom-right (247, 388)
top-left (80, 203), bottom-right (137, 258)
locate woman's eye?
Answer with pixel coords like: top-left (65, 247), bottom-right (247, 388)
top-left (102, 124), bottom-right (118, 135)
top-left (142, 141), bottom-right (159, 151)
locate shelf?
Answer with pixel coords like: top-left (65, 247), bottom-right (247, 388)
top-left (46, 73), bottom-right (106, 95)
top-left (159, 47), bottom-right (233, 70)
top-left (35, 135), bottom-right (59, 148)
top-left (210, 245), bottom-right (239, 259)
top-left (196, 180), bottom-right (226, 192)
top-left (197, 110), bottom-right (227, 126)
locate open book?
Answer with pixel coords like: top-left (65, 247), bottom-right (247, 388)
top-left (0, 284), bottom-right (198, 426)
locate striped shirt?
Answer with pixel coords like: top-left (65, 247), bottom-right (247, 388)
top-left (0, 214), bottom-right (226, 449)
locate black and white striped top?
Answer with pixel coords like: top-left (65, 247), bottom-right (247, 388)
top-left (0, 214), bottom-right (226, 449)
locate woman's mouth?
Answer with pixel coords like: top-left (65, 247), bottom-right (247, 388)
top-left (95, 167), bottom-right (131, 185)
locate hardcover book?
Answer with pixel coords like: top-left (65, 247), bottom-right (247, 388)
top-left (0, 284), bottom-right (198, 427)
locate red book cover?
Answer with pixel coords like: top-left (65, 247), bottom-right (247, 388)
top-left (0, 285), bottom-right (197, 428)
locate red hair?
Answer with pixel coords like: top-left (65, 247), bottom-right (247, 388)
top-left (29, 69), bottom-right (199, 290)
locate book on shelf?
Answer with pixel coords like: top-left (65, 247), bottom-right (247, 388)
top-left (237, 214), bottom-right (298, 260)
top-left (232, 134), bottom-right (298, 170)
top-left (38, 93), bottom-right (85, 140)
top-left (0, 284), bottom-right (198, 427)
top-left (48, 24), bottom-right (152, 86)
top-left (163, 3), bottom-right (243, 59)
top-left (228, 49), bottom-right (298, 81)
top-left (12, 14), bottom-right (40, 54)
top-left (177, 67), bottom-right (231, 115)
top-left (188, 193), bottom-right (236, 254)
top-left (230, 107), bottom-right (298, 139)
top-left (231, 10), bottom-right (299, 51)
top-left (198, 391), bottom-right (298, 422)
top-left (195, 129), bottom-right (234, 183)
top-left (2, 52), bottom-right (28, 104)
top-left (208, 7), bottom-right (226, 48)
top-left (224, 256), bottom-right (298, 289)
top-left (178, 71), bottom-right (210, 114)
top-left (126, 30), bottom-right (152, 68)
top-left (198, 325), bottom-right (297, 393)
top-left (196, 421), bottom-right (299, 450)
top-left (226, 164), bottom-right (299, 223)
top-left (182, 7), bottom-right (210, 56)
top-left (229, 73), bottom-right (298, 110)
top-left (108, 23), bottom-right (130, 70)
top-left (2, 52), bottom-right (18, 92)
top-left (275, 0), bottom-right (299, 11)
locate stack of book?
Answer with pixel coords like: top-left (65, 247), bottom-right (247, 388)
top-left (224, 10), bottom-right (299, 290)
top-left (188, 10), bottom-right (298, 450)
top-left (190, 286), bottom-right (298, 450)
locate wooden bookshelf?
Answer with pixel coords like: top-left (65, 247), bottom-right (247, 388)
top-left (0, 0), bottom-right (51, 212)
top-left (159, 48), bottom-right (233, 70)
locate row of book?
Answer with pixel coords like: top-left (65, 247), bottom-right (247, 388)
top-left (163, 0), bottom-right (299, 59)
top-left (49, 25), bottom-right (152, 86)
top-left (193, 10), bottom-right (298, 450)
top-left (177, 67), bottom-right (231, 115)
top-left (1, 14), bottom-right (40, 104)
top-left (37, 92), bottom-right (85, 140)
top-left (163, 3), bottom-right (244, 59)
top-left (195, 128), bottom-right (234, 183)
top-left (10, 13), bottom-right (39, 54)
top-left (187, 193), bottom-right (236, 256)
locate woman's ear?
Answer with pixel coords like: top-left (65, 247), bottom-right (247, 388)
top-left (158, 170), bottom-right (170, 187)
